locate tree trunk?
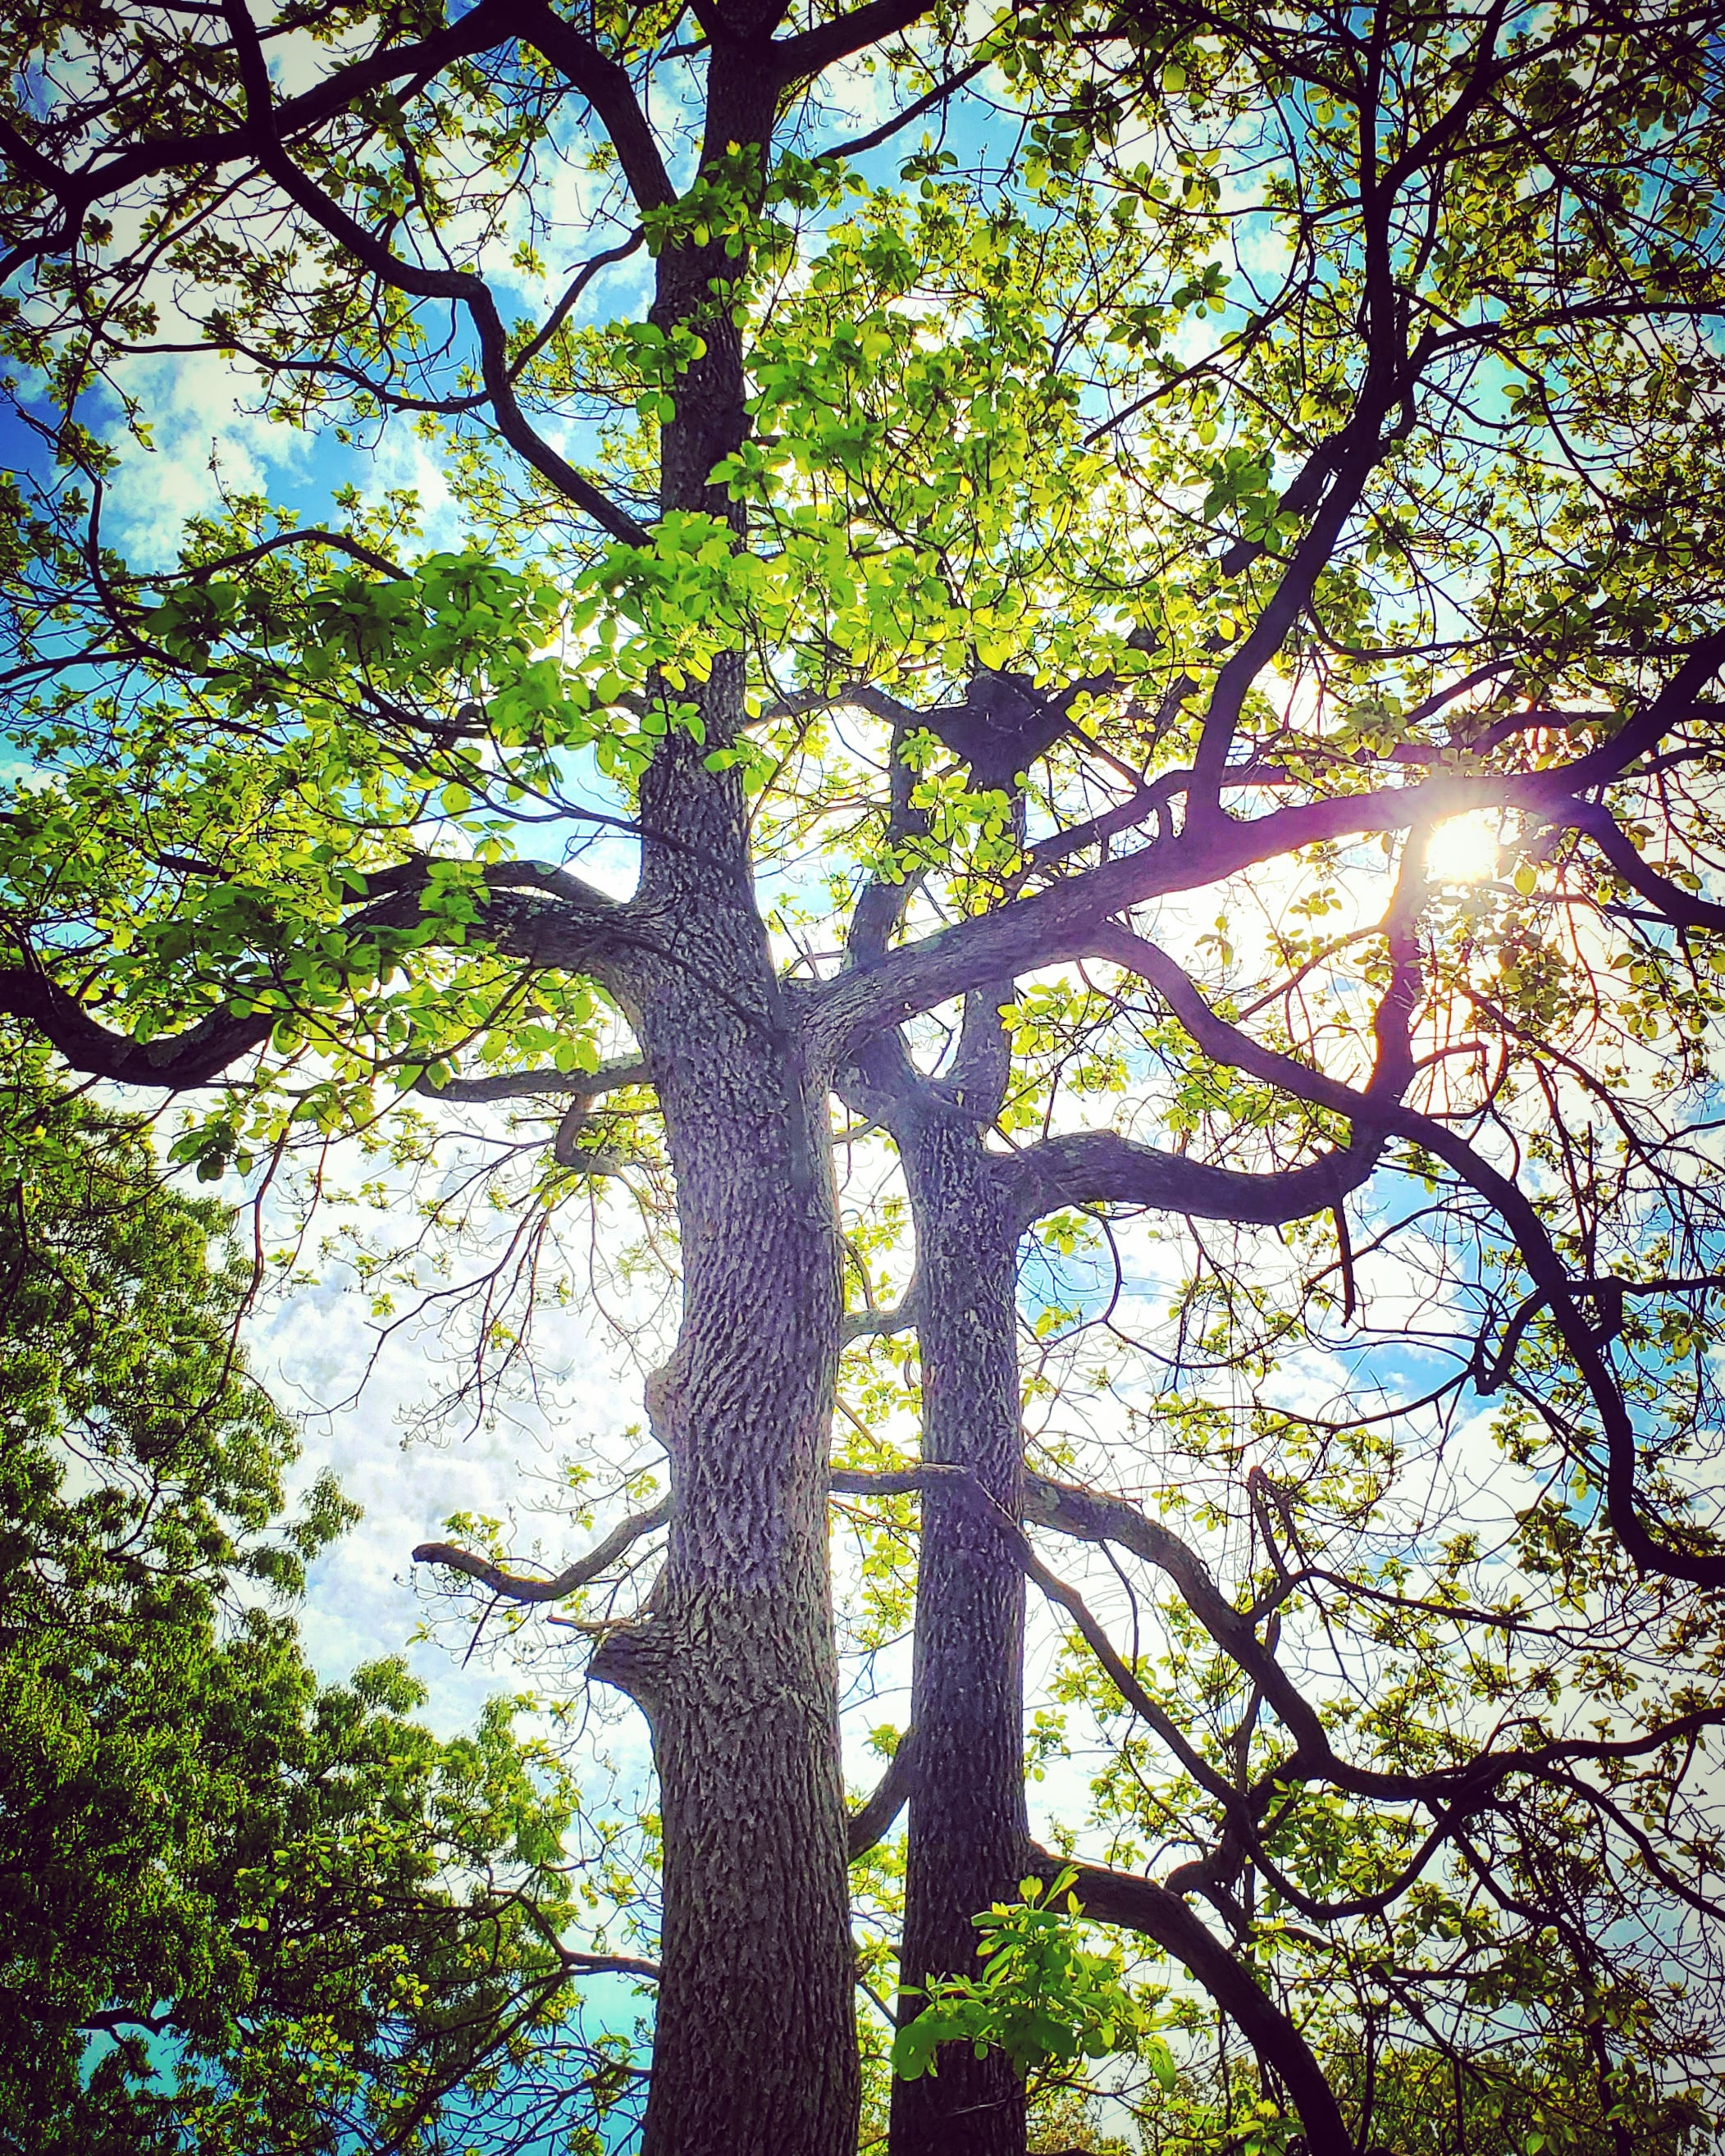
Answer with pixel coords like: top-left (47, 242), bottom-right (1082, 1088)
top-left (883, 1028), bottom-right (1029, 2156)
top-left (583, 55), bottom-right (862, 2147)
top-left (591, 713), bottom-right (860, 2153)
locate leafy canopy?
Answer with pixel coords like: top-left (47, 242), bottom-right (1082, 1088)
top-left (0, 1051), bottom-right (635, 2154)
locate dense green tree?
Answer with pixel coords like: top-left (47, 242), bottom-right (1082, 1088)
top-left (0, 1053), bottom-right (646, 2153)
top-left (4, 2), bottom-right (1725, 2151)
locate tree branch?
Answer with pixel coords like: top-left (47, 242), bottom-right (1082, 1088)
top-left (1086, 923), bottom-right (1725, 1589)
top-left (1024, 1471), bottom-right (1339, 1775)
top-left (1190, 348), bottom-right (1426, 803)
top-left (812, 58), bottom-right (989, 165)
top-left (0, 0), bottom-right (531, 280)
top-left (0, 965), bottom-right (275, 1087)
top-left (1015, 1527), bottom-right (1249, 1813)
top-left (510, 0), bottom-right (676, 211)
top-left (1022, 1847), bottom-right (1358, 2156)
top-left (413, 1496), bottom-right (670, 1602)
top-left (218, 0), bottom-right (649, 545)
top-left (415, 1056), bottom-right (649, 1105)
top-left (840, 1283), bottom-right (919, 1344)
top-left (805, 766), bottom-right (1487, 1071)
top-left (177, 528), bottom-right (410, 583)
top-left (768, 0), bottom-right (939, 89)
top-left (1572, 800), bottom-right (1725, 934)
top-left (1020, 1469), bottom-right (1641, 1832)
top-left (809, 645), bottom-right (1725, 1080)
top-left (559, 1948), bottom-right (662, 1981)
top-left (997, 1125), bottom-right (1386, 1240)
top-left (415, 1465), bottom-right (951, 1607)
top-left (1558, 625), bottom-right (1725, 791)
top-left (999, 832), bottom-right (1423, 1234)
top-left (848, 1732), bottom-right (918, 1858)
top-left (0, 855), bottom-right (632, 1091)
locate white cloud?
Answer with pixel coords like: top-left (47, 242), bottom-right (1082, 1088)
top-left (100, 348), bottom-right (310, 567)
top-left (247, 1202), bottom-right (659, 1753)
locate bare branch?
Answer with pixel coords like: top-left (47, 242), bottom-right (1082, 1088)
top-left (1190, 351), bottom-right (1429, 803)
top-left (812, 59), bottom-right (989, 166)
top-left (840, 1286), bottom-right (919, 1344)
top-left (847, 1732), bottom-right (918, 1858)
top-left (1087, 923), bottom-right (1725, 1589)
top-left (829, 1465), bottom-right (947, 1498)
top-left (1014, 1522), bottom-right (1250, 1812)
top-left (415, 1465), bottom-right (950, 1610)
top-left (1024, 1471), bottom-right (1337, 1771)
top-left (559, 1948), bottom-right (661, 1981)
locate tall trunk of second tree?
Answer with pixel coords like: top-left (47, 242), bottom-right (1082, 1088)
top-left (583, 53), bottom-right (860, 2149)
top-left (881, 1018), bottom-right (1029, 2156)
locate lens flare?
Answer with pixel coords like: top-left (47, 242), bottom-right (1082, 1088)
top-left (1425, 812), bottom-right (1500, 883)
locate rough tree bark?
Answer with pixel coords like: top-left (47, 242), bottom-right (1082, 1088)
top-left (860, 996), bottom-right (1031, 2156)
top-left (590, 814), bottom-right (858, 2150)
top-left (577, 51), bottom-right (860, 2152)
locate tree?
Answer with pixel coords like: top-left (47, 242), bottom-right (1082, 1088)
top-left (0, 1051), bottom-right (645, 2153)
top-left (4, 1), bottom-right (1725, 2150)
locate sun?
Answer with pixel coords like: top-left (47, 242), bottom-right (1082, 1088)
top-left (1425, 811), bottom-right (1502, 883)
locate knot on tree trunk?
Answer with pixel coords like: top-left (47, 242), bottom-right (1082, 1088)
top-left (588, 1613), bottom-right (676, 1724)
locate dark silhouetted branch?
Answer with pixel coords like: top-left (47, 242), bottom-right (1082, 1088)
top-left (414, 1497), bottom-right (670, 1603)
top-left (1088, 921), bottom-right (1725, 1589)
top-left (848, 1732), bottom-right (918, 1859)
top-left (1022, 1847), bottom-right (1358, 2156)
